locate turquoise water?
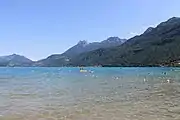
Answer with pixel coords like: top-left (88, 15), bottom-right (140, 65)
top-left (0, 67), bottom-right (180, 120)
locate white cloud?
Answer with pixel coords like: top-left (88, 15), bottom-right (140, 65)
top-left (130, 32), bottom-right (139, 36)
top-left (130, 24), bottom-right (158, 36)
top-left (142, 23), bottom-right (158, 31)
top-left (128, 23), bottom-right (159, 39)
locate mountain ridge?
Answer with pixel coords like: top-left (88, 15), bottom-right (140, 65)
top-left (1, 17), bottom-right (180, 67)
top-left (34, 37), bottom-right (126, 66)
top-left (62, 37), bottom-right (126, 57)
top-left (0, 54), bottom-right (33, 67)
top-left (71, 17), bottom-right (180, 67)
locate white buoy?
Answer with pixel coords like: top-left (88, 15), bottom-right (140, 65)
top-left (167, 79), bottom-right (170, 83)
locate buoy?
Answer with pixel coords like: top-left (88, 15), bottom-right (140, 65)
top-left (144, 78), bottom-right (147, 82)
top-left (167, 79), bottom-right (170, 83)
top-left (79, 67), bottom-right (88, 72)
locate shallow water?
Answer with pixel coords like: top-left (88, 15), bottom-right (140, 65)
top-left (0, 67), bottom-right (180, 120)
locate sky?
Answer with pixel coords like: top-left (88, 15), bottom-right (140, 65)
top-left (0, 0), bottom-right (180, 60)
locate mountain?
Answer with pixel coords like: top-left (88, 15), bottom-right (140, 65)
top-left (35, 37), bottom-right (126, 66)
top-left (63, 37), bottom-right (126, 57)
top-left (2, 17), bottom-right (180, 67)
top-left (71, 17), bottom-right (180, 66)
top-left (0, 54), bottom-right (33, 67)
top-left (33, 54), bottom-right (70, 67)
top-left (143, 27), bottom-right (154, 34)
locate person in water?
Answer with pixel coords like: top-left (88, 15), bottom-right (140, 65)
top-left (80, 67), bottom-right (88, 72)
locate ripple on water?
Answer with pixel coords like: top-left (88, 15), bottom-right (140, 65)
top-left (1, 67), bottom-right (180, 120)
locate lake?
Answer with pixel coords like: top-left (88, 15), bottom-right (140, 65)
top-left (0, 67), bottom-right (180, 120)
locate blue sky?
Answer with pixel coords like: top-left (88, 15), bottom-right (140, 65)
top-left (0, 0), bottom-right (180, 60)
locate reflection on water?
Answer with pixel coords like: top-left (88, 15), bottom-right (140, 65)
top-left (0, 67), bottom-right (180, 120)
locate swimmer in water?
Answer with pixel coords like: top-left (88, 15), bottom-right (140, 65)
top-left (80, 67), bottom-right (88, 72)
top-left (80, 67), bottom-right (84, 70)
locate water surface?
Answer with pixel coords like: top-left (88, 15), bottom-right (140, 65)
top-left (0, 67), bottom-right (180, 120)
